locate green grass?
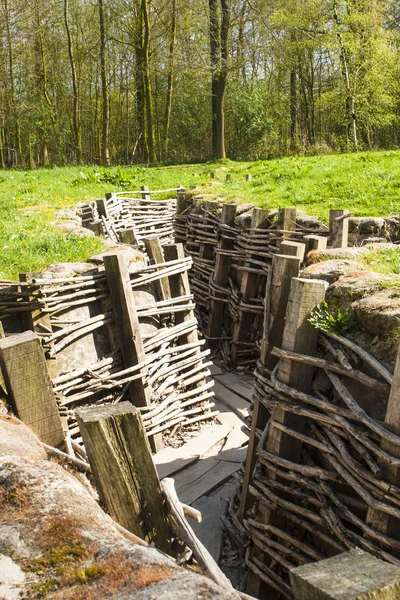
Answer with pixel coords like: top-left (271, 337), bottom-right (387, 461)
top-left (359, 247), bottom-right (400, 275)
top-left (0, 150), bottom-right (399, 279)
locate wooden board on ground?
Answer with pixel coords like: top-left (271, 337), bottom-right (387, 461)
top-left (210, 362), bottom-right (225, 376)
top-left (213, 380), bottom-right (251, 422)
top-left (154, 421), bottom-right (233, 480)
top-left (176, 458), bottom-right (241, 505)
top-left (215, 372), bottom-right (254, 402)
top-left (191, 478), bottom-right (238, 562)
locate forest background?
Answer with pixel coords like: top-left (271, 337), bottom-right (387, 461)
top-left (1, 0), bottom-right (399, 168)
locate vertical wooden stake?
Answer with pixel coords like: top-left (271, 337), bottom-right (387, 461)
top-left (144, 236), bottom-right (171, 301)
top-left (246, 277), bottom-right (328, 598)
top-left (76, 402), bottom-right (173, 553)
top-left (103, 253), bottom-right (152, 408)
top-left (277, 207), bottom-right (297, 245)
top-left (119, 228), bottom-right (137, 245)
top-left (231, 207), bottom-right (269, 364)
top-left (0, 331), bottom-right (64, 447)
top-left (279, 240), bottom-right (306, 262)
top-left (207, 203), bottom-right (237, 349)
top-left (140, 185), bottom-right (151, 201)
top-left (239, 254), bottom-right (301, 521)
top-left (246, 174), bottom-right (252, 182)
top-left (367, 344), bottom-right (400, 538)
top-left (329, 210), bottom-right (349, 248)
top-left (97, 196), bottom-right (110, 218)
top-left (303, 234), bottom-right (327, 256)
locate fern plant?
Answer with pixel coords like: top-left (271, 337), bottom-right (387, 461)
top-left (308, 302), bottom-right (358, 333)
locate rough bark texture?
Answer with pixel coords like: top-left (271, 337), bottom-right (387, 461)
top-left (0, 415), bottom-right (236, 599)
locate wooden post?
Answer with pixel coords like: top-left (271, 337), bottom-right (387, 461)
top-left (119, 228), bottom-right (137, 245)
top-left (246, 174), bottom-right (252, 182)
top-left (144, 236), bottom-right (171, 301)
top-left (19, 272), bottom-right (59, 379)
top-left (279, 240), bottom-right (306, 262)
top-left (290, 549), bottom-right (400, 600)
top-left (231, 207), bottom-right (269, 364)
top-left (226, 174), bottom-right (231, 182)
top-left (0, 331), bottom-right (64, 447)
top-left (367, 344), bottom-right (400, 538)
top-left (97, 197), bottom-right (110, 218)
top-left (163, 243), bottom-right (199, 347)
top-left (329, 209), bottom-right (349, 248)
top-left (246, 277), bottom-right (328, 598)
top-left (267, 277), bottom-right (328, 457)
top-left (303, 234), bottom-right (327, 256)
top-left (103, 253), bottom-right (151, 409)
top-left (175, 188), bottom-right (191, 245)
top-left (76, 402), bottom-right (173, 553)
top-left (140, 185), bottom-right (151, 201)
top-left (239, 254), bottom-right (301, 521)
top-left (207, 203), bottom-right (237, 349)
top-left (277, 207), bottom-right (296, 243)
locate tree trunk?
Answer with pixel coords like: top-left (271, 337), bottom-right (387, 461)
top-left (142, 0), bottom-right (157, 162)
top-left (209, 0), bottom-right (219, 157)
top-left (216, 0), bottom-right (229, 159)
top-left (333, 0), bottom-right (358, 151)
top-left (98, 0), bottom-right (110, 165)
top-left (4, 0), bottom-right (22, 166)
top-left (64, 0), bottom-right (82, 164)
top-left (164, 0), bottom-right (177, 159)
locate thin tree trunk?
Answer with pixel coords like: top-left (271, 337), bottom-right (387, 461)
top-left (333, 0), bottom-right (358, 150)
top-left (4, 0), bottom-right (22, 166)
top-left (142, 0), bottom-right (156, 162)
top-left (164, 0), bottom-right (176, 159)
top-left (209, 0), bottom-right (219, 157)
top-left (64, 0), bottom-right (82, 163)
top-left (98, 0), bottom-right (110, 165)
top-left (134, 10), bottom-right (147, 162)
top-left (216, 0), bottom-right (229, 159)
top-left (290, 33), bottom-right (297, 152)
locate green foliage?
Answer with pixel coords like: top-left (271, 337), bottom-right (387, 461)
top-left (74, 167), bottom-right (139, 189)
top-left (308, 302), bottom-right (358, 333)
top-left (0, 150), bottom-right (400, 279)
top-left (359, 247), bottom-right (400, 276)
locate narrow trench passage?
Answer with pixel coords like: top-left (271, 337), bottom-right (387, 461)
top-left (153, 359), bottom-right (252, 582)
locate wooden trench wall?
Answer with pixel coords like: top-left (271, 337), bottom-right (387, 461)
top-left (0, 241), bottom-right (214, 455)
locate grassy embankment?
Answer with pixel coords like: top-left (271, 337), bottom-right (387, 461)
top-left (0, 150), bottom-right (399, 280)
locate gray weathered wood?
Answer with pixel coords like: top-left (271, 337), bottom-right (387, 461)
top-left (76, 401), bottom-right (173, 553)
top-left (239, 254), bottom-right (301, 521)
top-left (290, 548), bottom-right (400, 599)
top-left (207, 203), bottom-right (237, 348)
top-left (277, 208), bottom-right (297, 242)
top-left (231, 207), bottom-right (269, 363)
top-left (119, 228), bottom-right (137, 245)
top-left (279, 240), bottom-right (306, 262)
top-left (367, 343), bottom-right (400, 537)
top-left (246, 277), bottom-right (328, 598)
top-left (144, 236), bottom-right (171, 301)
top-left (329, 209), bottom-right (349, 248)
top-left (103, 253), bottom-right (151, 408)
top-left (97, 196), bottom-right (110, 218)
top-left (0, 331), bottom-right (64, 447)
top-left (304, 234), bottom-right (327, 256)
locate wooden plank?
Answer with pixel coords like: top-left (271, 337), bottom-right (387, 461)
top-left (207, 203), bottom-right (237, 349)
top-left (213, 380), bottom-right (250, 422)
top-left (210, 362), bottom-right (224, 376)
top-left (277, 207), bottom-right (297, 245)
top-left (367, 343), bottom-right (400, 537)
top-left (214, 373), bottom-right (254, 402)
top-left (0, 331), bottom-right (64, 448)
top-left (290, 549), bottom-right (400, 600)
top-left (176, 459), bottom-right (241, 505)
top-left (191, 479), bottom-right (238, 562)
top-left (76, 401), bottom-right (173, 553)
top-left (153, 421), bottom-right (233, 479)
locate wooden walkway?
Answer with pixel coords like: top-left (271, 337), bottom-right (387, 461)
top-left (153, 362), bottom-right (253, 562)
